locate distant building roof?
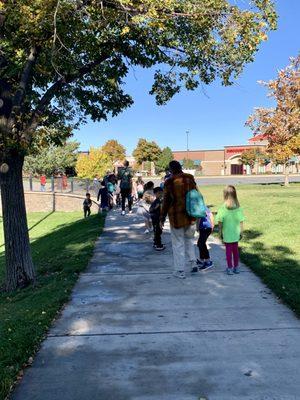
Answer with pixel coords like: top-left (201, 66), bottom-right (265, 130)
top-left (248, 134), bottom-right (268, 142)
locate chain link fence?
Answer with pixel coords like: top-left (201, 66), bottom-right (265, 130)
top-left (23, 176), bottom-right (101, 197)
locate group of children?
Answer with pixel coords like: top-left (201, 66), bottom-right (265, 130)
top-left (138, 182), bottom-right (245, 274)
top-left (84, 175), bottom-right (245, 274)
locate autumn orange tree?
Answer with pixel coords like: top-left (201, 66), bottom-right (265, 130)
top-left (240, 148), bottom-right (269, 173)
top-left (240, 148), bottom-right (259, 172)
top-left (0, 0), bottom-right (277, 290)
top-left (246, 56), bottom-right (300, 185)
top-left (101, 140), bottom-right (126, 163)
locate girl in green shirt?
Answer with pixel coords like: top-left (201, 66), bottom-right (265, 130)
top-left (216, 186), bottom-right (245, 275)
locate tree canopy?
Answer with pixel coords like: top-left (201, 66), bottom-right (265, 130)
top-left (0, 0), bottom-right (277, 157)
top-left (133, 138), bottom-right (162, 164)
top-left (24, 141), bottom-right (79, 176)
top-left (156, 146), bottom-right (174, 172)
top-left (246, 56), bottom-right (300, 183)
top-left (182, 158), bottom-right (196, 170)
top-left (240, 148), bottom-right (268, 170)
top-left (101, 139), bottom-right (126, 162)
top-left (76, 147), bottom-right (112, 179)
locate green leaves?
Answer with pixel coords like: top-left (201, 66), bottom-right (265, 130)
top-left (156, 147), bottom-right (174, 172)
top-left (133, 138), bottom-right (162, 164)
top-left (0, 0), bottom-right (277, 154)
top-left (23, 141), bottom-right (79, 175)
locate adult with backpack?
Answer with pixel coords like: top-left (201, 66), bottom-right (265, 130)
top-left (161, 160), bottom-right (205, 279)
top-left (118, 160), bottom-right (133, 215)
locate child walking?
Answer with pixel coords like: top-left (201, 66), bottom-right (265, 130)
top-left (149, 187), bottom-right (165, 251)
top-left (195, 205), bottom-right (214, 272)
top-left (97, 181), bottom-right (109, 212)
top-left (137, 181), bottom-right (154, 234)
top-left (216, 185), bottom-right (245, 275)
top-left (83, 193), bottom-right (92, 218)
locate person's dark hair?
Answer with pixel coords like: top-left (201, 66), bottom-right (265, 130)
top-left (86, 193), bottom-right (91, 197)
top-left (169, 160), bottom-right (182, 174)
top-left (108, 174), bottom-right (117, 183)
top-left (101, 180), bottom-right (106, 186)
top-left (144, 181), bottom-right (154, 190)
top-left (124, 160), bottom-right (130, 167)
top-left (153, 187), bottom-right (163, 194)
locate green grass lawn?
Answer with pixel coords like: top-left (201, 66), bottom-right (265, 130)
top-left (0, 184), bottom-right (299, 399)
top-left (200, 183), bottom-right (300, 314)
top-left (0, 212), bottom-right (104, 400)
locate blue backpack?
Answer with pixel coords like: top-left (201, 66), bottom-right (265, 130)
top-left (186, 189), bottom-right (206, 218)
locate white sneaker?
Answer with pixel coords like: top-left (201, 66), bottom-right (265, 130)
top-left (144, 229), bottom-right (150, 234)
top-left (129, 210), bottom-right (133, 214)
top-left (121, 211), bottom-right (126, 216)
top-left (173, 270), bottom-right (186, 279)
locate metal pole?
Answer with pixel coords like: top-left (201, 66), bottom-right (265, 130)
top-left (186, 130), bottom-right (190, 164)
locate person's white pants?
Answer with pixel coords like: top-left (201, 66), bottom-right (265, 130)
top-left (170, 224), bottom-right (196, 272)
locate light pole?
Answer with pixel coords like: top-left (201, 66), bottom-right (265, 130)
top-left (186, 130), bottom-right (190, 163)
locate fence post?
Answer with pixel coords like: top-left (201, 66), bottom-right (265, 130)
top-left (29, 175), bottom-right (33, 191)
top-left (70, 177), bottom-right (74, 193)
top-left (51, 176), bottom-right (54, 192)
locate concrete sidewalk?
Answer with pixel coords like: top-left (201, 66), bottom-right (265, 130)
top-left (12, 210), bottom-right (300, 400)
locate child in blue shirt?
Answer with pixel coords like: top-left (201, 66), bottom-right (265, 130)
top-left (193, 206), bottom-right (214, 272)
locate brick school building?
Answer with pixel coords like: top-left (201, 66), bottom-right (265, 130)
top-left (172, 137), bottom-right (299, 176)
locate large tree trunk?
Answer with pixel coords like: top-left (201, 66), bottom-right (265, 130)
top-left (284, 163), bottom-right (290, 186)
top-left (0, 150), bottom-right (35, 291)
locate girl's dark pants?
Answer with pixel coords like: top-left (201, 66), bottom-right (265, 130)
top-left (197, 228), bottom-right (212, 259)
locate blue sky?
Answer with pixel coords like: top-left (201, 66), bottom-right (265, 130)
top-left (74, 0), bottom-right (300, 155)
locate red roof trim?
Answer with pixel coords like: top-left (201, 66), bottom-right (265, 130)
top-left (248, 134), bottom-right (268, 142)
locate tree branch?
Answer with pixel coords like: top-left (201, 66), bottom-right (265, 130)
top-left (29, 50), bottom-right (112, 130)
top-left (12, 46), bottom-right (39, 109)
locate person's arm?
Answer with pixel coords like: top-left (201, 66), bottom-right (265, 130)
top-left (209, 212), bottom-right (214, 230)
top-left (97, 189), bottom-right (101, 202)
top-left (218, 222), bottom-right (223, 241)
top-left (160, 184), bottom-right (172, 226)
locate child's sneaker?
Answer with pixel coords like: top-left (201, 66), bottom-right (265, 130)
top-left (196, 259), bottom-right (205, 267)
top-left (199, 261), bottom-right (213, 272)
top-left (233, 267), bottom-right (240, 274)
top-left (173, 270), bottom-right (186, 279)
top-left (121, 211), bottom-right (126, 216)
top-left (191, 266), bottom-right (199, 273)
top-left (144, 229), bottom-right (150, 234)
top-left (226, 268), bottom-right (234, 275)
top-left (155, 245), bottom-right (166, 251)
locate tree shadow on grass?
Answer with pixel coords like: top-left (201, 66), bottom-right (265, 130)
top-left (240, 234), bottom-right (300, 317)
top-left (0, 211), bottom-right (55, 251)
top-left (0, 213), bottom-right (104, 290)
top-left (0, 213), bottom-right (104, 399)
top-left (243, 229), bottom-right (262, 241)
